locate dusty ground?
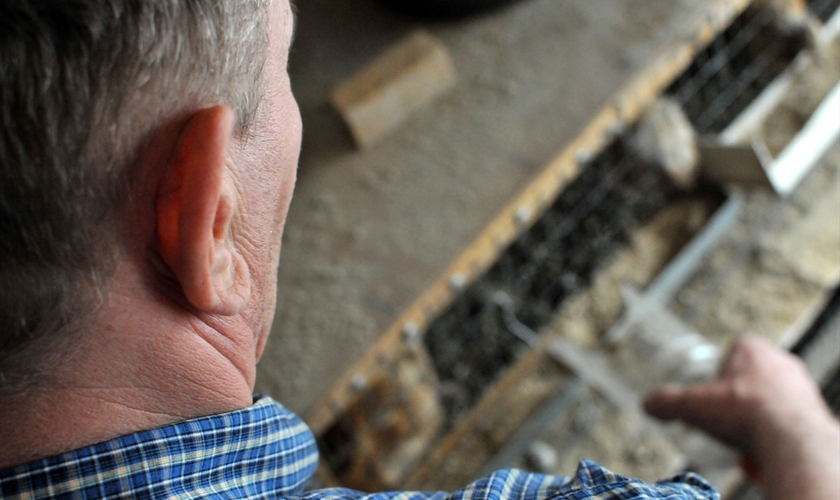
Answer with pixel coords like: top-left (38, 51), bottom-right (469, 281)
top-left (256, 0), bottom-right (705, 414)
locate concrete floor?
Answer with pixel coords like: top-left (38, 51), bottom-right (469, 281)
top-left (255, 0), bottom-right (708, 415)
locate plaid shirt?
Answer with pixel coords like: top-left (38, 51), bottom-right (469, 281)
top-left (0, 396), bottom-right (718, 499)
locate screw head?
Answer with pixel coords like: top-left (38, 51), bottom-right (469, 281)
top-left (607, 120), bottom-right (624, 137)
top-left (350, 374), bottom-right (368, 392)
top-left (450, 273), bottom-right (467, 291)
top-left (514, 206), bottom-right (533, 225)
top-left (575, 150), bottom-right (591, 165)
top-left (402, 322), bottom-right (420, 342)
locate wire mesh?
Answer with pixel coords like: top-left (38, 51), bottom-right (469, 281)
top-left (666, 5), bottom-right (804, 134)
top-left (423, 136), bottom-right (683, 428)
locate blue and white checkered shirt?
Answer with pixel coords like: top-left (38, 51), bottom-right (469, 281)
top-left (0, 396), bottom-right (719, 499)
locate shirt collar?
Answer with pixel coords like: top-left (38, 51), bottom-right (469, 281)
top-left (0, 396), bottom-right (319, 499)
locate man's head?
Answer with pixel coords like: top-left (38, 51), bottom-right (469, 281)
top-left (0, 0), bottom-right (299, 393)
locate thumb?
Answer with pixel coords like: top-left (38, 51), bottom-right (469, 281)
top-left (644, 383), bottom-right (721, 421)
top-left (644, 382), bottom-right (746, 449)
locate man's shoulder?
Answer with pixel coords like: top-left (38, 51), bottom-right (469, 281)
top-left (0, 396), bottom-right (320, 499)
top-left (552, 459), bottom-right (719, 499)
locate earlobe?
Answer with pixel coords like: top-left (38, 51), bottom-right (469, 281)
top-left (155, 106), bottom-right (251, 315)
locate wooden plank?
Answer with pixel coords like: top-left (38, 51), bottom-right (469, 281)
top-left (331, 31), bottom-right (457, 148)
top-left (699, 140), bottom-right (775, 188)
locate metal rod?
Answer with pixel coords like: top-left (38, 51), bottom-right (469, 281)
top-left (479, 377), bottom-right (587, 476)
top-left (647, 194), bottom-right (743, 304)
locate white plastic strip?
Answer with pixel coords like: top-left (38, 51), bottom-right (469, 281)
top-left (820, 4), bottom-right (840, 44)
top-left (718, 52), bottom-right (810, 146)
top-left (768, 82), bottom-right (840, 195)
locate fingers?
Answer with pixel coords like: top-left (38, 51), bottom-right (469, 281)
top-left (644, 381), bottom-right (728, 423)
top-left (644, 380), bottom-right (748, 449)
top-left (644, 334), bottom-right (825, 454)
top-left (644, 336), bottom-right (750, 425)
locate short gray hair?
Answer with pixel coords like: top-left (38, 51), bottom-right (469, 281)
top-left (0, 0), bottom-right (269, 392)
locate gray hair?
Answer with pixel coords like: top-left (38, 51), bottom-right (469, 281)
top-left (0, 0), bottom-right (269, 392)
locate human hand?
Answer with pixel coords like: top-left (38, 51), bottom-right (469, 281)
top-left (643, 335), bottom-right (839, 500)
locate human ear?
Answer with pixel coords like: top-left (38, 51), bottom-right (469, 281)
top-left (155, 106), bottom-right (251, 315)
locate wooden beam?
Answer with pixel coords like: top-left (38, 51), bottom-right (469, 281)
top-left (331, 31), bottom-right (457, 149)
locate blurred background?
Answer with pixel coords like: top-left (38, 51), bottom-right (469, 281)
top-left (254, 0), bottom-right (840, 497)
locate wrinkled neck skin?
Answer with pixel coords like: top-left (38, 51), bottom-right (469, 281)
top-left (0, 258), bottom-right (261, 470)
